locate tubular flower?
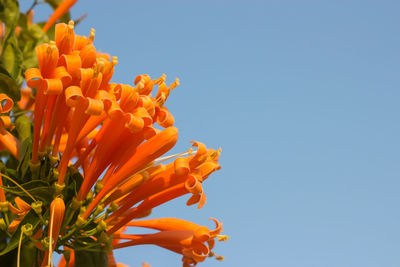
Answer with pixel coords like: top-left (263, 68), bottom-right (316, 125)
top-left (42, 197), bottom-right (65, 266)
top-left (112, 218), bottom-right (226, 267)
top-left (0, 19), bottom-right (226, 267)
top-left (7, 197), bottom-right (32, 232)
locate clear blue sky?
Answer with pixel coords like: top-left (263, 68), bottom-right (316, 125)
top-left (24, 1), bottom-right (400, 266)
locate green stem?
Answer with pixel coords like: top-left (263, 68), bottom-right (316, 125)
top-left (60, 225), bottom-right (77, 242)
top-left (4, 212), bottom-right (9, 226)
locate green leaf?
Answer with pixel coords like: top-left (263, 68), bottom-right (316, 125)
top-left (0, 209), bottom-right (41, 256)
top-left (0, 65), bottom-right (20, 102)
top-left (16, 138), bottom-right (32, 180)
top-left (15, 115), bottom-right (32, 143)
top-left (0, 180), bottom-right (52, 204)
top-left (15, 115), bottom-right (32, 179)
top-left (1, 32), bottom-right (23, 84)
top-left (0, 0), bottom-right (20, 27)
top-left (0, 1), bottom-right (23, 88)
top-left (75, 250), bottom-right (108, 267)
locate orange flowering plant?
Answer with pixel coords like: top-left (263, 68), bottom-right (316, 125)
top-left (0, 0), bottom-right (227, 266)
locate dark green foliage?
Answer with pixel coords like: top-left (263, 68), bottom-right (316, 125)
top-left (75, 250), bottom-right (108, 267)
top-left (0, 65), bottom-right (20, 102)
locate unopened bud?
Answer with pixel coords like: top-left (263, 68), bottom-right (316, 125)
top-left (21, 224), bottom-right (33, 236)
top-left (31, 201), bottom-right (42, 214)
top-left (0, 201), bottom-right (9, 212)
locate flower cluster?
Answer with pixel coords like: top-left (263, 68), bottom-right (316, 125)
top-left (0, 16), bottom-right (226, 267)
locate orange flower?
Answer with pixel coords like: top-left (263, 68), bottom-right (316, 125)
top-left (17, 88), bottom-right (35, 111)
top-left (112, 218), bottom-right (224, 267)
top-left (20, 21), bottom-right (225, 267)
top-left (104, 144), bottom-right (221, 232)
top-left (49, 197), bottom-right (65, 246)
top-left (7, 197), bottom-right (31, 232)
top-left (42, 197), bottom-right (65, 266)
top-left (25, 40), bottom-right (71, 164)
top-left (81, 126), bottom-right (179, 219)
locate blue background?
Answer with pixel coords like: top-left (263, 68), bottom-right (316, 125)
top-left (23, 1), bottom-right (400, 266)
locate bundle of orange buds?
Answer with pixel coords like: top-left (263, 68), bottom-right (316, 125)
top-left (0, 15), bottom-right (227, 267)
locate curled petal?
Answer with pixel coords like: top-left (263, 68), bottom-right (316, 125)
top-left (0, 116), bottom-right (12, 129)
top-left (80, 44), bottom-right (97, 68)
top-left (7, 218), bottom-right (21, 232)
top-left (15, 197), bottom-right (31, 212)
top-left (174, 157), bottom-right (190, 176)
top-left (133, 107), bottom-right (152, 126)
top-left (186, 194), bottom-right (200, 207)
top-left (193, 226), bottom-right (211, 243)
top-left (52, 66), bottom-right (72, 85)
top-left (189, 141), bottom-right (208, 169)
top-left (186, 191), bottom-right (207, 209)
top-left (138, 95), bottom-right (155, 116)
top-left (116, 84), bottom-right (138, 109)
top-left (42, 78), bottom-right (63, 95)
top-left (9, 197), bottom-right (31, 216)
top-left (95, 90), bottom-right (114, 111)
top-left (25, 68), bottom-right (43, 88)
top-left (79, 68), bottom-right (94, 89)
top-left (108, 101), bottom-right (124, 120)
top-left (208, 218), bottom-right (223, 236)
top-left (157, 106), bottom-right (174, 128)
top-left (207, 239), bottom-right (215, 251)
top-left (124, 114), bottom-right (144, 133)
top-left (185, 175), bottom-right (203, 195)
top-left (84, 98), bottom-right (104, 116)
top-left (135, 75), bottom-right (154, 95)
top-left (197, 161), bottom-right (221, 182)
top-left (0, 94), bottom-right (13, 113)
top-left (65, 86), bottom-right (84, 106)
top-left (59, 54), bottom-right (82, 78)
top-left (183, 243), bottom-right (209, 262)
